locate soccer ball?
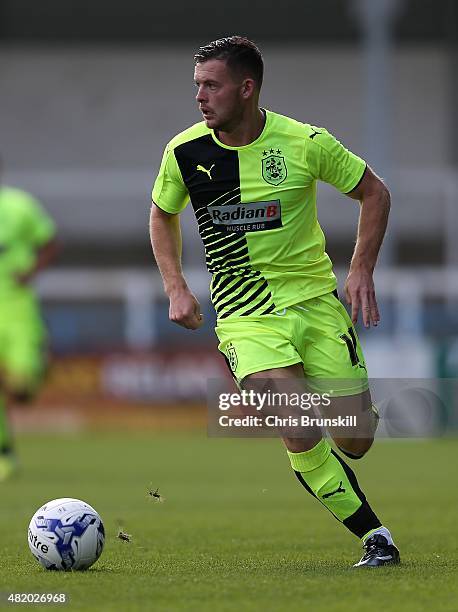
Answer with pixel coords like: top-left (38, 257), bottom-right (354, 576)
top-left (28, 498), bottom-right (105, 571)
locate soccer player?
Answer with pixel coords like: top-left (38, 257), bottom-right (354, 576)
top-left (0, 160), bottom-right (58, 480)
top-left (150, 37), bottom-right (400, 568)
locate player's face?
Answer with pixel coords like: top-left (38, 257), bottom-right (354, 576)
top-left (194, 60), bottom-right (245, 131)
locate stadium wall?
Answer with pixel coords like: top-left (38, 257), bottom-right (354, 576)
top-left (0, 46), bottom-right (449, 255)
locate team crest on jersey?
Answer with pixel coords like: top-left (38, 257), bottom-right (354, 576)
top-left (262, 152), bottom-right (287, 186)
top-left (226, 343), bottom-right (238, 372)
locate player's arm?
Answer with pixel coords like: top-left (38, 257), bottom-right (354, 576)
top-left (150, 141), bottom-right (203, 330)
top-left (149, 204), bottom-right (203, 330)
top-left (306, 127), bottom-right (390, 328)
top-left (16, 237), bottom-right (60, 284)
top-left (344, 166), bottom-right (390, 327)
top-left (15, 194), bottom-right (59, 284)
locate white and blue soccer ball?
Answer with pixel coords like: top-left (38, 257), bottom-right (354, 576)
top-left (28, 498), bottom-right (105, 571)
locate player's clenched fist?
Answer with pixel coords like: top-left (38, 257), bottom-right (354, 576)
top-left (168, 289), bottom-right (203, 330)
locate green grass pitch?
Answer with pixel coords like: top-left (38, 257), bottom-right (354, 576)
top-left (1, 432), bottom-right (457, 611)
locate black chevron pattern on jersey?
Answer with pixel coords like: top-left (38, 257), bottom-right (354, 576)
top-left (191, 211), bottom-right (250, 274)
top-left (174, 134), bottom-right (275, 317)
top-left (194, 196), bottom-right (250, 271)
top-left (210, 270), bottom-right (276, 318)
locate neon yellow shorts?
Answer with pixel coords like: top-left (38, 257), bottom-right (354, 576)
top-left (215, 291), bottom-right (369, 397)
top-left (0, 294), bottom-right (47, 391)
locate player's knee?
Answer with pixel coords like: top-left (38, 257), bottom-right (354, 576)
top-left (3, 376), bottom-right (37, 403)
top-left (335, 436), bottom-right (374, 460)
top-left (11, 389), bottom-right (35, 404)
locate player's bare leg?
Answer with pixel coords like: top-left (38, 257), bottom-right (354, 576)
top-left (242, 363), bottom-right (322, 452)
top-left (322, 389), bottom-right (379, 459)
top-left (0, 370), bottom-right (40, 482)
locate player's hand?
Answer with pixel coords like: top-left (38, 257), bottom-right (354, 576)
top-left (14, 271), bottom-right (34, 285)
top-left (168, 289), bottom-right (203, 330)
top-left (344, 266), bottom-right (380, 328)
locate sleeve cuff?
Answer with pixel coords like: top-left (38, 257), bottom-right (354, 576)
top-left (152, 199), bottom-right (176, 215)
top-left (344, 163), bottom-right (367, 194)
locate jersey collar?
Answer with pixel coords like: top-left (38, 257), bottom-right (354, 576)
top-left (211, 108), bottom-right (270, 151)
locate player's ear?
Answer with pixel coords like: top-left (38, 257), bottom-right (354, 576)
top-left (241, 78), bottom-right (256, 99)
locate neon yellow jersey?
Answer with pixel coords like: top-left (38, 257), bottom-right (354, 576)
top-left (0, 186), bottom-right (56, 296)
top-left (152, 109), bottom-right (366, 319)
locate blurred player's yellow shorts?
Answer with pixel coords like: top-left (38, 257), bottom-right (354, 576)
top-left (215, 291), bottom-right (369, 397)
top-left (0, 293), bottom-right (47, 391)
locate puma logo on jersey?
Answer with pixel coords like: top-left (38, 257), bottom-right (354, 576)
top-left (197, 164), bottom-right (215, 180)
top-left (309, 129), bottom-right (321, 140)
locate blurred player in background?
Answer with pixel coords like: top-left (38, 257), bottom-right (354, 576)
top-left (150, 37), bottom-right (399, 567)
top-left (0, 157), bottom-right (58, 480)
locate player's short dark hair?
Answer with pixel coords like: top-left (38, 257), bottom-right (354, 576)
top-left (194, 36), bottom-right (264, 89)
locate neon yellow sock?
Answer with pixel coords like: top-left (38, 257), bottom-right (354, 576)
top-left (0, 395), bottom-right (13, 453)
top-left (288, 439), bottom-right (381, 538)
